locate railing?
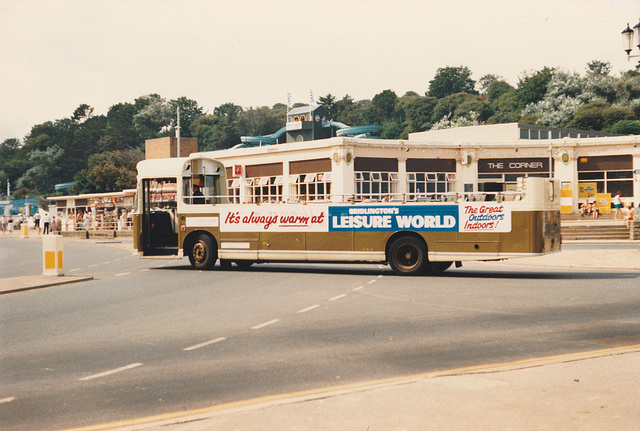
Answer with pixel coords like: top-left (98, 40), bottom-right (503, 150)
top-left (211, 191), bottom-right (525, 205)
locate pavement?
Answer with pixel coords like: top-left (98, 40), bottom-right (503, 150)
top-left (2, 234), bottom-right (639, 431)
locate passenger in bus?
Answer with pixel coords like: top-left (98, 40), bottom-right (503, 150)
top-left (192, 184), bottom-right (205, 204)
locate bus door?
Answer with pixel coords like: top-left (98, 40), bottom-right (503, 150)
top-left (140, 177), bottom-right (179, 256)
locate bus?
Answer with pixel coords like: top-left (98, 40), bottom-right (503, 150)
top-left (133, 154), bottom-right (561, 275)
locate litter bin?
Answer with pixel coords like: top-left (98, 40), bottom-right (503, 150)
top-left (42, 235), bottom-right (64, 276)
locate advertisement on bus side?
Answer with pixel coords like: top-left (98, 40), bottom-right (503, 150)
top-left (219, 203), bottom-right (511, 233)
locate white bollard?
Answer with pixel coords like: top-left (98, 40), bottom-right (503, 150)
top-left (42, 235), bottom-right (64, 276)
top-left (21, 223), bottom-right (29, 238)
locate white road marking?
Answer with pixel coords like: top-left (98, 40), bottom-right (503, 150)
top-left (0, 397), bottom-right (15, 404)
top-left (67, 268), bottom-right (80, 272)
top-left (366, 279), bottom-right (377, 285)
top-left (183, 337), bottom-right (226, 351)
top-left (89, 264), bottom-right (99, 268)
top-left (297, 305), bottom-right (320, 313)
top-left (251, 319), bottom-right (280, 330)
top-left (115, 272), bottom-right (131, 277)
top-left (78, 363), bottom-right (143, 381)
top-left (139, 268), bottom-right (149, 272)
top-left (352, 285), bottom-right (365, 291)
top-left (329, 294), bottom-right (347, 301)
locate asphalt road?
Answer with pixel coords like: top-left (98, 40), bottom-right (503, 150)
top-left (1, 237), bottom-right (639, 430)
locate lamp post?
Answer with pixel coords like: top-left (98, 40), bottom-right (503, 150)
top-left (621, 19), bottom-right (640, 61)
top-left (175, 104), bottom-right (181, 158)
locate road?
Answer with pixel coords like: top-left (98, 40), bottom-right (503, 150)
top-left (1, 237), bottom-right (639, 430)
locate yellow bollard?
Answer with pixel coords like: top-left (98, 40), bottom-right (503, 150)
top-left (21, 223), bottom-right (29, 238)
top-left (42, 235), bottom-right (64, 276)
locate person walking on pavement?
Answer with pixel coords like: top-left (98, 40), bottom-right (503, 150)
top-left (612, 191), bottom-right (623, 220)
top-left (43, 212), bottom-right (51, 235)
top-left (34, 211), bottom-right (41, 234)
top-left (83, 210), bottom-right (91, 231)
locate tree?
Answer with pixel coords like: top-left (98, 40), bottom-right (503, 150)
top-left (318, 93), bottom-right (337, 118)
top-left (478, 74), bottom-right (502, 96)
top-left (368, 89), bottom-right (399, 123)
top-left (72, 104), bottom-right (94, 123)
top-left (400, 96), bottom-right (438, 133)
top-left (17, 146), bottom-right (65, 194)
top-left (566, 102), bottom-right (634, 131)
top-left (99, 102), bottom-right (143, 151)
top-left (486, 80), bottom-right (514, 105)
top-left (516, 67), bottom-right (554, 107)
top-left (586, 60), bottom-right (611, 76)
top-left (428, 66), bottom-right (478, 99)
top-left (611, 119), bottom-right (640, 134)
top-left (73, 149), bottom-right (143, 193)
top-left (431, 93), bottom-right (488, 123)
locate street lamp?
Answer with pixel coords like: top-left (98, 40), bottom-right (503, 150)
top-left (621, 19), bottom-right (640, 60)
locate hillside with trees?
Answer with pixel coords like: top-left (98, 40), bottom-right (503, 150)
top-left (1, 62), bottom-right (639, 200)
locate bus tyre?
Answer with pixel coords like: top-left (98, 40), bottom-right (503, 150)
top-left (189, 234), bottom-right (217, 270)
top-left (388, 236), bottom-right (427, 276)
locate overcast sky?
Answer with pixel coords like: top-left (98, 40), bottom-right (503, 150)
top-left (0, 0), bottom-right (638, 143)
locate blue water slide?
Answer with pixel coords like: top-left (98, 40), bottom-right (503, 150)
top-left (335, 125), bottom-right (379, 137)
top-left (237, 126), bottom-right (287, 147)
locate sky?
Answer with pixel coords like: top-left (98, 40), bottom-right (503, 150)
top-left (0, 0), bottom-right (638, 143)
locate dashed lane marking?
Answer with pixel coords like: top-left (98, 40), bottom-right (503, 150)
top-left (329, 294), bottom-right (347, 301)
top-left (0, 397), bottom-right (15, 404)
top-left (114, 272), bottom-right (131, 277)
top-left (78, 363), bottom-right (143, 381)
top-left (251, 319), bottom-right (280, 330)
top-left (184, 337), bottom-right (226, 352)
top-left (297, 305), bottom-right (320, 313)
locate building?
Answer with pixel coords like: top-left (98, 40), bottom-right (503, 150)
top-left (183, 122), bottom-right (638, 214)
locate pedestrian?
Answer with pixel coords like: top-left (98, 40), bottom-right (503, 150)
top-left (83, 210), bottom-right (91, 231)
top-left (43, 212), bottom-right (51, 235)
top-left (7, 215), bottom-right (13, 235)
top-left (34, 211), bottom-right (41, 234)
top-left (612, 191), bottom-right (623, 220)
top-left (591, 201), bottom-right (599, 218)
top-left (55, 215), bottom-right (62, 233)
top-left (1, 214), bottom-right (6, 234)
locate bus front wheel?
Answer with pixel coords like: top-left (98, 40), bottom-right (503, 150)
top-left (189, 234), bottom-right (217, 270)
top-left (388, 236), bottom-right (428, 276)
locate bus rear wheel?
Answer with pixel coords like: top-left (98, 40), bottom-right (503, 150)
top-left (188, 233), bottom-right (217, 270)
top-left (388, 236), bottom-right (428, 276)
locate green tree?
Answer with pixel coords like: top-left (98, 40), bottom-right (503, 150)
top-left (611, 119), bottom-right (640, 134)
top-left (99, 102), bottom-right (143, 151)
top-left (516, 67), bottom-right (554, 107)
top-left (431, 93), bottom-right (488, 123)
top-left (318, 93), bottom-right (337, 118)
top-left (428, 66), bottom-right (478, 99)
top-left (478, 74), bottom-right (502, 96)
top-left (73, 149), bottom-right (143, 193)
top-left (400, 95), bottom-right (438, 133)
top-left (369, 89), bottom-right (399, 123)
top-left (17, 146), bottom-right (65, 194)
top-left (486, 80), bottom-right (515, 105)
top-left (566, 102), bottom-right (634, 131)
